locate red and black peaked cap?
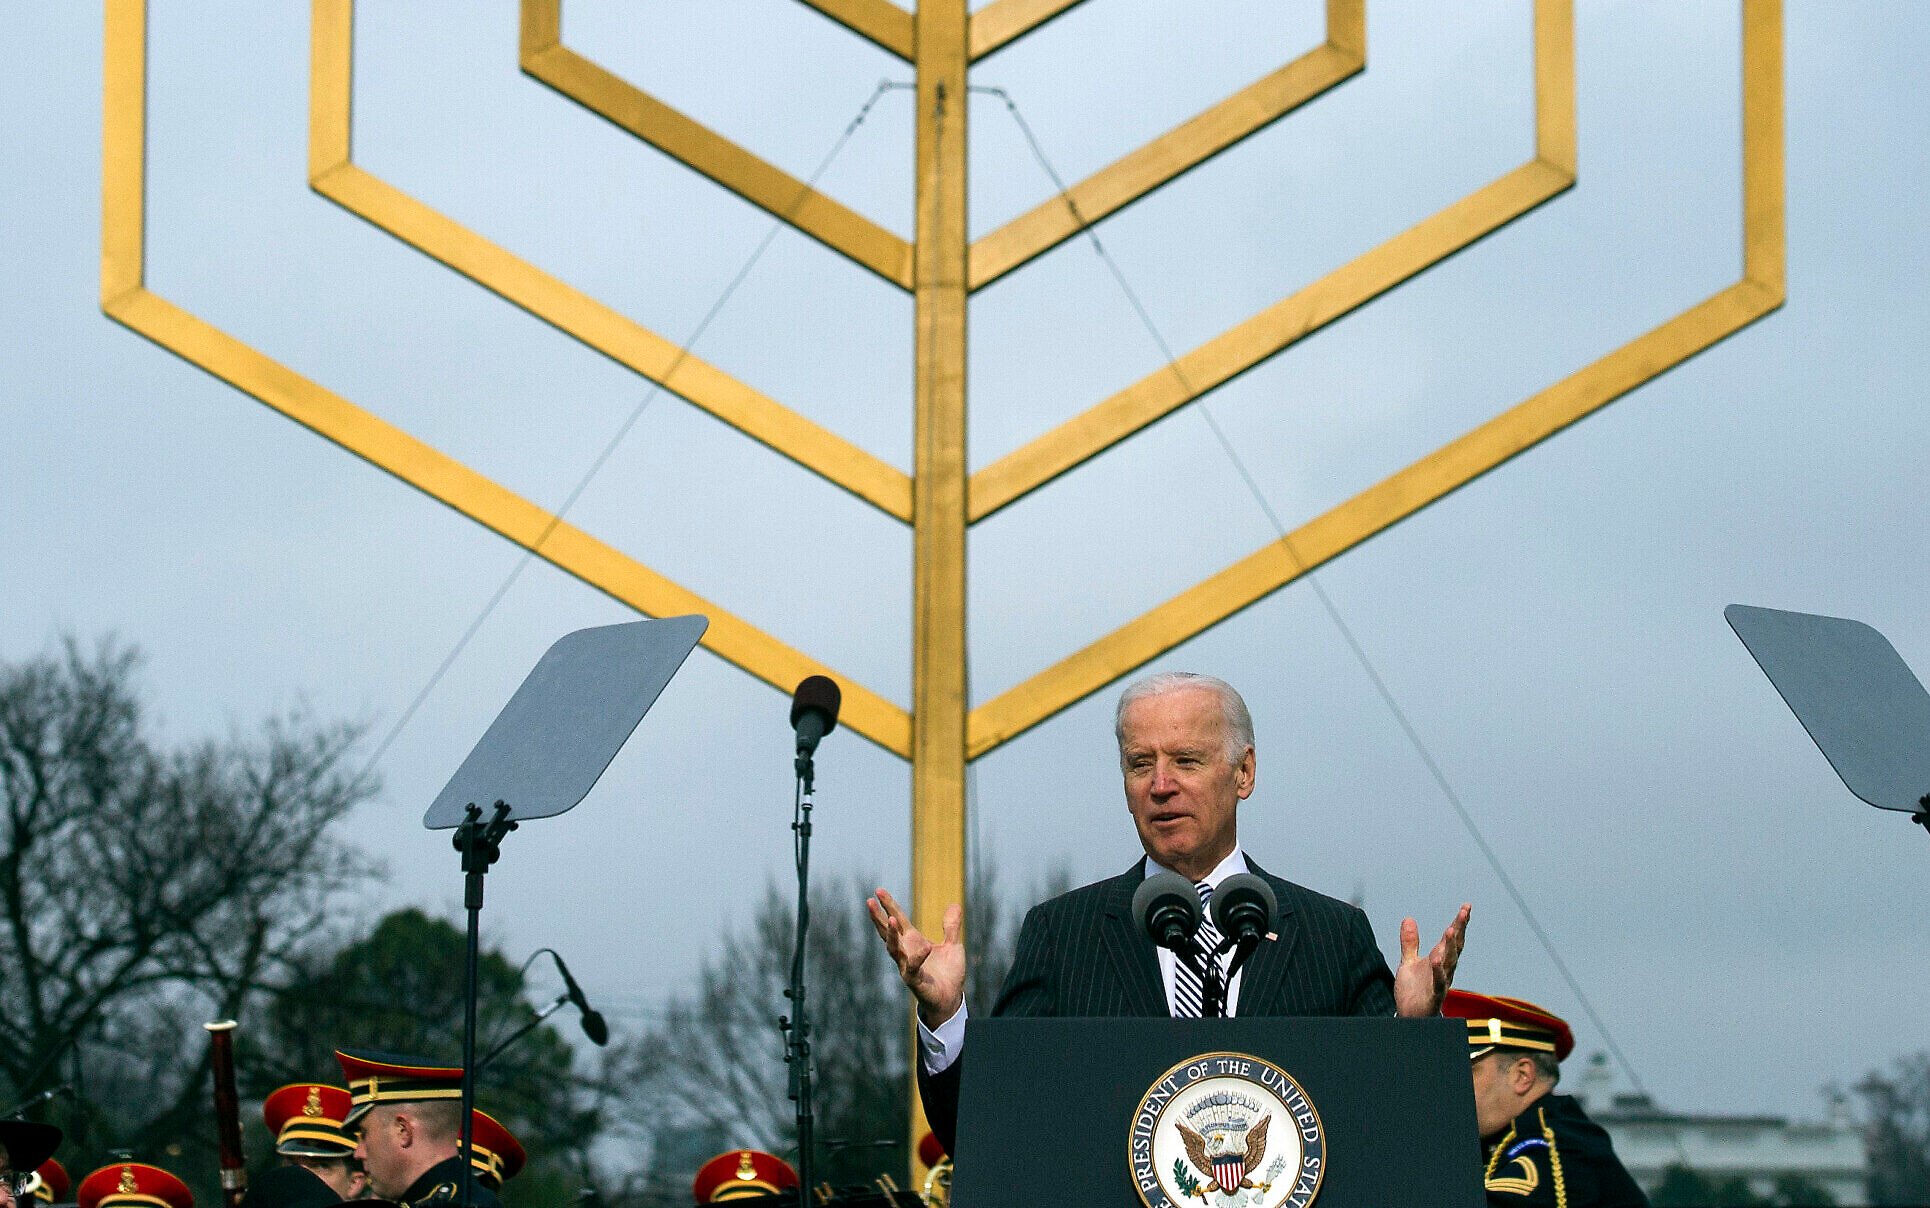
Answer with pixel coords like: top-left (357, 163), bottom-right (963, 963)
top-left (333, 1050), bottom-right (466, 1127)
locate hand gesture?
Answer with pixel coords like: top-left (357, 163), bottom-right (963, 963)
top-left (867, 888), bottom-right (967, 1027)
top-left (1394, 903), bottom-right (1470, 1018)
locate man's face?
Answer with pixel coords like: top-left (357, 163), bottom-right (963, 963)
top-left (353, 1108), bottom-right (408, 1200)
top-left (1120, 687), bottom-right (1254, 880)
top-left (307, 1159), bottom-right (367, 1202)
top-left (0, 1142), bottom-right (14, 1208)
top-left (1469, 1051), bottom-right (1535, 1138)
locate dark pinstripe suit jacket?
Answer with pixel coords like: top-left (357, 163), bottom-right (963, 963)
top-left (918, 854), bottom-right (1395, 1152)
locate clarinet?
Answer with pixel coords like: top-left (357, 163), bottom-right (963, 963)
top-left (203, 1021), bottom-right (248, 1208)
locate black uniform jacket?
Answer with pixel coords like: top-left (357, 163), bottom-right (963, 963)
top-left (1483, 1092), bottom-right (1649, 1207)
top-left (247, 1164), bottom-right (344, 1208)
top-left (395, 1155), bottom-right (501, 1208)
top-left (917, 855), bottom-right (1396, 1153)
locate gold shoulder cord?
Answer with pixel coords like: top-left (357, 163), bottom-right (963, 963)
top-left (1483, 1119), bottom-right (1545, 1199)
top-left (1538, 1107), bottom-right (1568, 1208)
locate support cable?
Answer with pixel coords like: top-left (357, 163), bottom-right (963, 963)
top-left (353, 81), bottom-right (907, 784)
top-left (978, 84), bottom-right (1663, 1109)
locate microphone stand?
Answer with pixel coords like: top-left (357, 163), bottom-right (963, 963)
top-left (454, 801), bottom-right (517, 1208)
top-left (1196, 943), bottom-right (1228, 1019)
top-left (1, 1084), bottom-right (70, 1120)
top-left (780, 746), bottom-right (818, 1205)
top-left (476, 995), bottom-right (569, 1072)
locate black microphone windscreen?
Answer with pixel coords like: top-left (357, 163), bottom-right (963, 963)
top-left (790, 675), bottom-right (842, 733)
top-left (1210, 872), bottom-right (1278, 939)
top-left (1132, 871), bottom-right (1201, 949)
top-left (581, 1010), bottom-right (610, 1047)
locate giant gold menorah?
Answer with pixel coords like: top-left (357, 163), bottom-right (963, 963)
top-left (103, 0), bottom-right (1783, 1165)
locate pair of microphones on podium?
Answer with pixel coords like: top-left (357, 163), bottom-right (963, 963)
top-left (1132, 869), bottom-right (1280, 1018)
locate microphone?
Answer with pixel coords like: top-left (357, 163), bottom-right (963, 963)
top-left (1132, 872), bottom-right (1202, 952)
top-left (1210, 873), bottom-right (1278, 946)
top-left (549, 951), bottom-right (610, 1047)
top-left (790, 675), bottom-right (842, 757)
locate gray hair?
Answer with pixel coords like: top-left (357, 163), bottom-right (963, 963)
top-left (1529, 1050), bottom-right (1561, 1086)
top-left (1114, 672), bottom-right (1254, 767)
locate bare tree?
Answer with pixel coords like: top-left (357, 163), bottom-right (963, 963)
top-left (1854, 1051), bottom-right (1930, 1204)
top-left (0, 637), bottom-right (376, 1178)
top-left (608, 862), bottom-right (1064, 1206)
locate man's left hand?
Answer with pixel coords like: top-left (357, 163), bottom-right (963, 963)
top-left (1394, 903), bottom-right (1470, 1017)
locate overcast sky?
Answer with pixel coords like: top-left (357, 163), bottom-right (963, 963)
top-left (5, 1), bottom-right (1926, 1126)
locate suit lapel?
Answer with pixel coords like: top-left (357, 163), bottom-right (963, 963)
top-left (1232, 855), bottom-right (1300, 1015)
top-left (1099, 863), bottom-right (1168, 1017)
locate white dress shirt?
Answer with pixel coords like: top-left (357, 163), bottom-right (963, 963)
top-left (918, 846), bottom-right (1251, 1075)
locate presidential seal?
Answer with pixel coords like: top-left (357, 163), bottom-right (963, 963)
top-left (1129, 1053), bottom-right (1327, 1208)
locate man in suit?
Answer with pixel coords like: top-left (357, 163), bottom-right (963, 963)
top-left (868, 671), bottom-right (1472, 1152)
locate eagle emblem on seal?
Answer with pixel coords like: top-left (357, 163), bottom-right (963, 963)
top-left (1178, 1114), bottom-right (1271, 1197)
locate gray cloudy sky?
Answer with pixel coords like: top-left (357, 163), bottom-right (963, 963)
top-left (4, 1), bottom-right (1926, 1125)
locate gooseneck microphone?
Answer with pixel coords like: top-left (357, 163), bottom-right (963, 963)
top-left (549, 950), bottom-right (610, 1047)
top-left (790, 676), bottom-right (842, 757)
top-left (1132, 872), bottom-right (1203, 951)
top-left (1209, 873), bottom-right (1278, 946)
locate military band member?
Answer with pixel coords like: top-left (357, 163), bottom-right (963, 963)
top-left (0, 1120), bottom-right (61, 1208)
top-left (1444, 990), bottom-right (1649, 1208)
top-left (253, 1083), bottom-right (367, 1206)
top-left (464, 1112), bottom-right (523, 1197)
top-left (690, 1151), bottom-right (798, 1204)
top-left (336, 1051), bottom-right (500, 1208)
top-left (24, 1159), bottom-right (68, 1206)
top-left (74, 1165), bottom-right (192, 1208)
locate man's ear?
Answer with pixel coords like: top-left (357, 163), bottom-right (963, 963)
top-left (394, 1110), bottom-right (415, 1149)
top-left (1510, 1056), bottom-right (1538, 1095)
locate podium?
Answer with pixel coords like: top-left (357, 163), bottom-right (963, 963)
top-left (950, 1017), bottom-right (1482, 1208)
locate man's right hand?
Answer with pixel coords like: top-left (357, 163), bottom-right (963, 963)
top-left (867, 888), bottom-right (966, 1028)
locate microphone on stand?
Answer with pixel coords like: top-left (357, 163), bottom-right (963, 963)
top-left (784, 676), bottom-right (842, 1204)
top-left (1209, 873), bottom-right (1278, 946)
top-left (1211, 872), bottom-right (1278, 1000)
top-left (1132, 872), bottom-right (1203, 951)
top-left (549, 950), bottom-right (610, 1046)
top-left (790, 676), bottom-right (842, 756)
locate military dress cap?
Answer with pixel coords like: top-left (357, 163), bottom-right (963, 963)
top-left (1443, 989), bottom-right (1575, 1061)
top-left (264, 1083), bottom-right (358, 1158)
top-left (75, 1164), bottom-right (193, 1208)
top-left (466, 1110), bottom-right (525, 1190)
top-left (916, 1131), bottom-right (947, 1167)
top-left (334, 1050), bottom-right (465, 1126)
top-left (691, 1150), bottom-right (798, 1202)
top-left (27, 1158), bottom-right (69, 1205)
top-left (0, 1121), bottom-right (61, 1176)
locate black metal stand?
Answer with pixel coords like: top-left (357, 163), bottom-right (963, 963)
top-left (780, 754), bottom-right (818, 1205)
top-left (1189, 934), bottom-right (1262, 1019)
top-left (1192, 945), bottom-right (1228, 1019)
top-left (477, 996), bottom-right (568, 1072)
top-left (454, 801), bottom-right (516, 1208)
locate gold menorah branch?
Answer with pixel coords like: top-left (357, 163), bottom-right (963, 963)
top-left (101, 0), bottom-right (1783, 1170)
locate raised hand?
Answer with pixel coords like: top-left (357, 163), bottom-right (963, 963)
top-left (1394, 902), bottom-right (1471, 1018)
top-left (867, 888), bottom-right (968, 1027)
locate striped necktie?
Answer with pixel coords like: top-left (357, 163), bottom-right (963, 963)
top-left (1171, 880), bottom-right (1224, 1018)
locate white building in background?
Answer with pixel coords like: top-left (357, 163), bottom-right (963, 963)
top-left (1573, 1054), bottom-right (1869, 1206)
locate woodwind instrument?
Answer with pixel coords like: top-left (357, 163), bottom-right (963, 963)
top-left (920, 1156), bottom-right (952, 1206)
top-left (203, 1020), bottom-right (248, 1208)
